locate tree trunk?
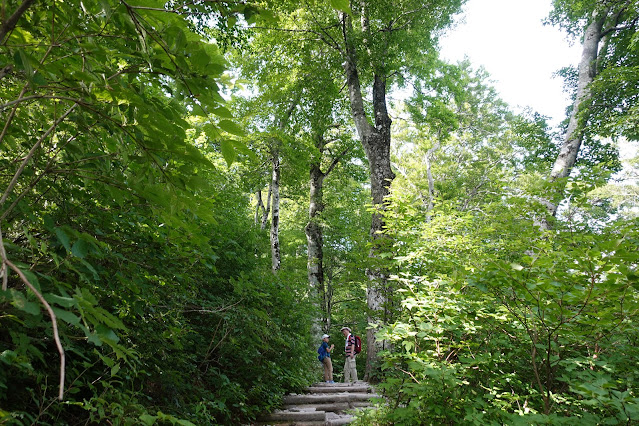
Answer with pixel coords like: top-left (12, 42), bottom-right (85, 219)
top-left (255, 190), bottom-right (265, 227)
top-left (267, 93), bottom-right (300, 273)
top-left (425, 141), bottom-right (441, 217)
top-left (261, 183), bottom-right (272, 230)
top-left (306, 160), bottom-right (326, 337)
top-left (306, 132), bottom-right (349, 336)
top-left (270, 152), bottom-right (281, 273)
top-left (544, 11), bottom-right (606, 222)
top-left (340, 12), bottom-right (395, 381)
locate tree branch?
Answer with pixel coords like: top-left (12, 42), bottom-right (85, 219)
top-left (0, 95), bottom-right (84, 111)
top-left (324, 147), bottom-right (350, 177)
top-left (4, 259), bottom-right (65, 400)
top-left (0, 0), bottom-right (36, 45)
top-left (0, 102), bottom-right (78, 207)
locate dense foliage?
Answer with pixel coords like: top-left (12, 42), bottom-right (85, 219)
top-left (1, 0), bottom-right (638, 425)
top-left (360, 199), bottom-right (639, 424)
top-left (0, 1), bottom-right (315, 424)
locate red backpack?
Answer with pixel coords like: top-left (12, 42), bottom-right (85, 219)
top-left (353, 335), bottom-right (362, 354)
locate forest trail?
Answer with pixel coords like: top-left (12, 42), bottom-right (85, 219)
top-left (256, 381), bottom-right (379, 425)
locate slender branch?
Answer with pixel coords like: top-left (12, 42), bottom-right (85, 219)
top-left (255, 190), bottom-right (265, 225)
top-left (600, 19), bottom-right (638, 37)
top-left (0, 39), bottom-right (59, 148)
top-left (0, 64), bottom-right (13, 80)
top-left (398, 367), bottom-right (421, 384)
top-left (5, 259), bottom-right (65, 400)
top-left (122, 0), bottom-right (208, 117)
top-left (0, 102), bottom-right (78, 207)
top-left (0, 133), bottom-right (78, 221)
top-left (599, 5), bottom-right (638, 38)
top-left (0, 85), bottom-right (29, 149)
top-left (182, 298), bottom-right (244, 314)
top-left (0, 227), bottom-right (8, 291)
top-left (324, 147), bottom-right (350, 177)
top-left (304, 1), bottom-right (343, 54)
top-left (0, 95), bottom-right (84, 112)
top-left (385, 5), bottom-right (428, 32)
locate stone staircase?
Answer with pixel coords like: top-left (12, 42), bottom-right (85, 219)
top-left (256, 381), bottom-right (379, 425)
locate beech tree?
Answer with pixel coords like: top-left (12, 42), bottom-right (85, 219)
top-left (259, 0), bottom-right (465, 379)
top-left (544, 0), bottom-right (639, 222)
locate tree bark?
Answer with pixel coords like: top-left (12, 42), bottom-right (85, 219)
top-left (340, 11), bottom-right (395, 382)
top-left (544, 10), bottom-right (607, 222)
top-left (270, 153), bottom-right (281, 273)
top-left (425, 141), bottom-right (441, 217)
top-left (268, 93), bottom-right (301, 273)
top-left (261, 181), bottom-right (272, 230)
top-left (255, 190), bottom-right (265, 227)
top-left (305, 131), bottom-right (349, 336)
top-left (0, 0), bottom-right (36, 45)
top-left (306, 159), bottom-right (326, 336)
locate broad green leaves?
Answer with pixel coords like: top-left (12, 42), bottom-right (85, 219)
top-left (0, 0), bottom-right (295, 423)
top-left (329, 0), bottom-right (352, 15)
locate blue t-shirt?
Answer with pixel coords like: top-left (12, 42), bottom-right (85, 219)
top-left (319, 341), bottom-right (331, 358)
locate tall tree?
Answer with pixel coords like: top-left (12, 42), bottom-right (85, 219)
top-left (544, 0), bottom-right (639, 222)
top-left (270, 94), bottom-right (301, 273)
top-left (306, 124), bottom-right (355, 334)
top-left (261, 0), bottom-right (465, 378)
top-left (232, 20), bottom-right (354, 330)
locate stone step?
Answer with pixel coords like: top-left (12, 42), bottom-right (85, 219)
top-left (283, 400), bottom-right (375, 411)
top-left (325, 412), bottom-right (355, 425)
top-left (255, 417), bottom-right (353, 426)
top-left (255, 422), bottom-right (325, 426)
top-left (311, 381), bottom-right (368, 387)
top-left (284, 392), bottom-right (379, 405)
top-left (285, 402), bottom-right (350, 412)
top-left (257, 381), bottom-right (379, 425)
top-left (306, 385), bottom-right (371, 394)
top-left (259, 409), bottom-right (326, 422)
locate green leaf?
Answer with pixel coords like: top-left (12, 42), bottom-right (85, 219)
top-left (0, 350), bottom-right (18, 365)
top-left (203, 123), bottom-right (221, 138)
top-left (96, 325), bottom-right (120, 344)
top-left (45, 293), bottom-right (76, 308)
top-left (13, 49), bottom-right (33, 76)
top-left (11, 291), bottom-right (40, 316)
top-left (21, 270), bottom-right (41, 292)
top-left (52, 307), bottom-right (81, 326)
top-left (71, 239), bottom-right (90, 258)
top-left (77, 288), bottom-right (98, 305)
top-left (190, 48), bottom-right (210, 69)
top-left (330, 0), bottom-right (352, 15)
top-left (211, 106), bottom-right (234, 118)
top-left (218, 119), bottom-right (245, 136)
top-left (139, 414), bottom-right (157, 426)
top-left (110, 363), bottom-right (121, 377)
top-left (55, 228), bottom-right (72, 252)
top-left (242, 6), bottom-right (260, 22)
top-left (220, 140), bottom-right (238, 166)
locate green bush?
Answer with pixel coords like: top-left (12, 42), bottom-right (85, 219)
top-left (367, 218), bottom-right (639, 425)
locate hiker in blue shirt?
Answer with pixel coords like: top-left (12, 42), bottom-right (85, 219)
top-left (318, 334), bottom-right (335, 383)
